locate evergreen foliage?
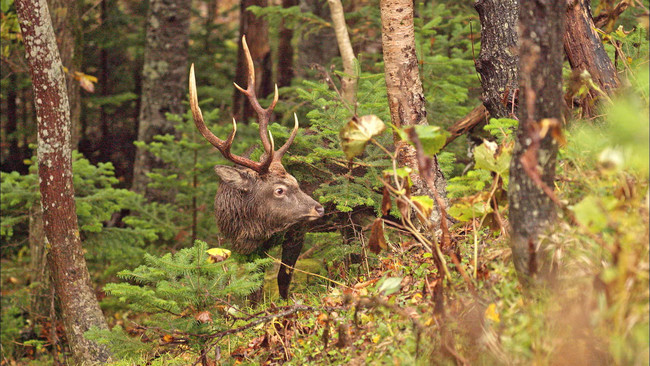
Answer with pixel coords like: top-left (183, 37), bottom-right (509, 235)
top-left (86, 240), bottom-right (271, 363)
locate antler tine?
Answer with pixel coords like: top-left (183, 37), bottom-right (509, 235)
top-left (232, 35), bottom-right (280, 172)
top-left (274, 113), bottom-right (300, 160)
top-left (189, 63), bottom-right (266, 172)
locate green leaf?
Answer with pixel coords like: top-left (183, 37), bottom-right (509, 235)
top-left (411, 125), bottom-right (449, 156)
top-left (412, 195), bottom-right (434, 218)
top-left (1, 0), bottom-right (13, 13)
top-left (377, 277), bottom-right (402, 296)
top-left (474, 140), bottom-right (510, 176)
top-left (339, 115), bottom-right (386, 160)
top-left (571, 195), bottom-right (617, 233)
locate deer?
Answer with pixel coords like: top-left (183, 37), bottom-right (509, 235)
top-left (188, 35), bottom-right (324, 299)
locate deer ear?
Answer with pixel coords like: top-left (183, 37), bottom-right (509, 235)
top-left (214, 165), bottom-right (255, 190)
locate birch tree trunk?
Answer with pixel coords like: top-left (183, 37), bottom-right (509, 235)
top-left (509, 0), bottom-right (565, 281)
top-left (380, 0), bottom-right (449, 228)
top-left (15, 0), bottom-right (111, 363)
top-left (132, 0), bottom-right (191, 200)
top-left (327, 0), bottom-right (357, 106)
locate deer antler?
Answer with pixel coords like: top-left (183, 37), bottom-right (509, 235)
top-left (188, 35), bottom-right (299, 174)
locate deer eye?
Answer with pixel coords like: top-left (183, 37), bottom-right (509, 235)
top-left (274, 187), bottom-right (286, 197)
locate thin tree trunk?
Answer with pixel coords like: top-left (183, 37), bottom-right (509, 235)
top-left (564, 0), bottom-right (620, 117)
top-left (509, 0), bottom-right (565, 281)
top-left (380, 0), bottom-right (449, 228)
top-left (277, 0), bottom-right (298, 88)
top-left (47, 0), bottom-right (82, 150)
top-left (474, 0), bottom-right (519, 119)
top-left (2, 73), bottom-right (28, 173)
top-left (99, 0), bottom-right (111, 163)
top-left (15, 0), bottom-right (111, 363)
top-left (296, 0), bottom-right (338, 78)
top-left (327, 0), bottom-right (357, 106)
top-left (132, 0), bottom-right (191, 200)
top-left (28, 203), bottom-right (49, 319)
top-left (233, 0), bottom-right (272, 123)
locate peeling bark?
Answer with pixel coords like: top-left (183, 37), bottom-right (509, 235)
top-left (564, 0), bottom-right (620, 116)
top-left (15, 0), bottom-right (111, 363)
top-left (508, 0), bottom-right (565, 281)
top-left (132, 0), bottom-right (191, 200)
top-left (380, 0), bottom-right (449, 228)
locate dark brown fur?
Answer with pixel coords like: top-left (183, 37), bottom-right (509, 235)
top-left (213, 165), bottom-right (323, 254)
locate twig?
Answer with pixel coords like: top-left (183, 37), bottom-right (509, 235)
top-left (265, 253), bottom-right (352, 290)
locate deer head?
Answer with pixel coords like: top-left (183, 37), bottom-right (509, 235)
top-left (189, 35), bottom-right (324, 254)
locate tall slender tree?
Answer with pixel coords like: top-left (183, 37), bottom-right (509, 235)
top-left (132, 0), bottom-right (191, 200)
top-left (47, 0), bottom-right (82, 150)
top-left (380, 0), bottom-right (449, 228)
top-left (14, 0), bottom-right (111, 363)
top-left (296, 0), bottom-right (338, 78)
top-left (233, 0), bottom-right (272, 122)
top-left (277, 0), bottom-right (299, 88)
top-left (509, 0), bottom-right (565, 280)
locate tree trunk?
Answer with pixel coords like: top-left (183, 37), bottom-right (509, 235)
top-left (233, 0), bottom-right (273, 123)
top-left (132, 0), bottom-right (191, 200)
top-left (296, 0), bottom-right (339, 78)
top-left (98, 0), bottom-right (111, 164)
top-left (509, 0), bottom-right (565, 281)
top-left (1, 73), bottom-right (28, 174)
top-left (327, 0), bottom-right (357, 106)
top-left (277, 0), bottom-right (299, 88)
top-left (380, 0), bottom-right (449, 228)
top-left (564, 0), bottom-right (620, 117)
top-left (28, 203), bottom-right (49, 318)
top-left (474, 0), bottom-right (519, 119)
top-left (15, 0), bottom-right (112, 363)
top-left (47, 0), bottom-right (82, 150)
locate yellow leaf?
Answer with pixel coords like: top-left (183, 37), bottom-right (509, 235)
top-left (206, 248), bottom-right (231, 263)
top-left (484, 303), bottom-right (500, 323)
top-left (372, 334), bottom-right (381, 343)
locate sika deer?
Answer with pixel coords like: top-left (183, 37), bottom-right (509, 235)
top-left (189, 36), bottom-right (324, 297)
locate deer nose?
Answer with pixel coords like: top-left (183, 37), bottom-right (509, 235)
top-left (315, 204), bottom-right (324, 217)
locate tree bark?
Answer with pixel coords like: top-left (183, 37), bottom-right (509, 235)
top-left (564, 0), bottom-right (620, 117)
top-left (1, 73), bottom-right (28, 174)
top-left (296, 0), bottom-right (339, 78)
top-left (47, 0), bottom-right (82, 150)
top-left (15, 0), bottom-right (111, 363)
top-left (444, 104), bottom-right (489, 148)
top-left (28, 203), bottom-right (50, 319)
top-left (132, 0), bottom-right (191, 200)
top-left (233, 0), bottom-right (273, 122)
top-left (380, 0), bottom-right (449, 228)
top-left (277, 0), bottom-right (299, 88)
top-left (327, 0), bottom-right (357, 106)
top-left (509, 0), bottom-right (565, 281)
top-left (474, 0), bottom-right (519, 119)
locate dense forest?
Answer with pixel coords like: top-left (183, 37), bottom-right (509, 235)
top-left (1, 0), bottom-right (648, 364)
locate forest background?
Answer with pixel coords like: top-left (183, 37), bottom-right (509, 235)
top-left (1, 0), bottom-right (649, 365)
